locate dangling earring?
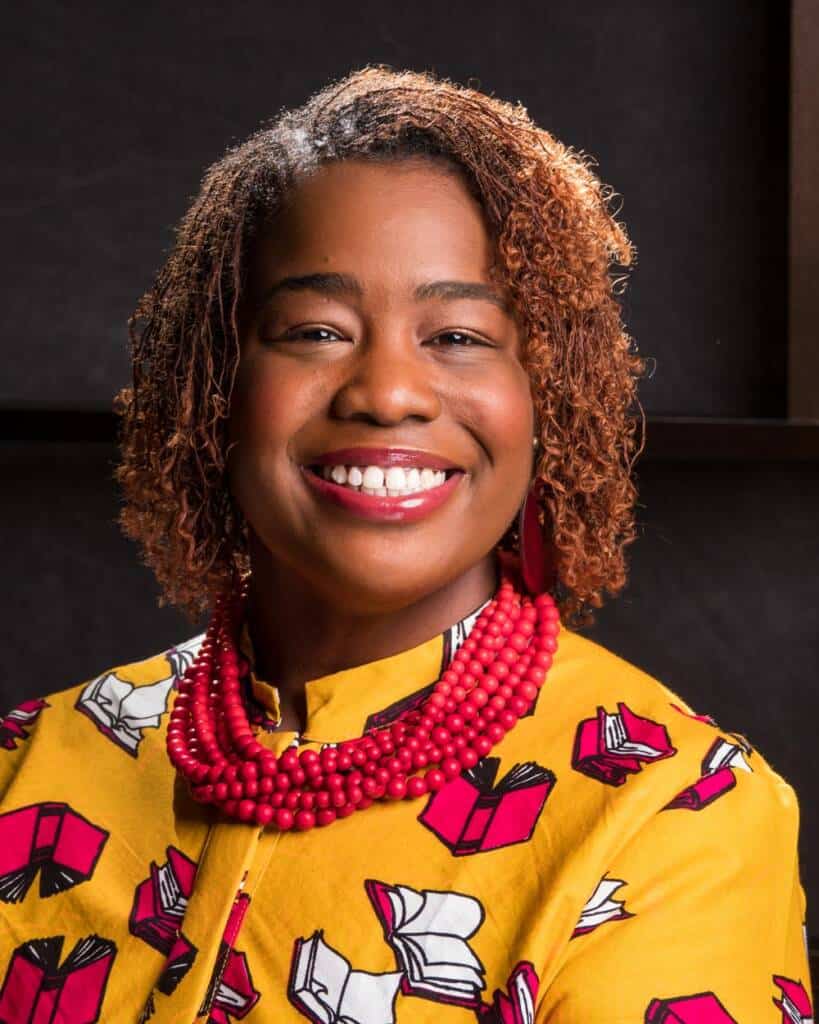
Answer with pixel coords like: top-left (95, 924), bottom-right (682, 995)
top-left (518, 436), bottom-right (558, 596)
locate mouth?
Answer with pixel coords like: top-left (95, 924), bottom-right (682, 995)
top-left (299, 464), bottom-right (466, 523)
top-left (303, 464), bottom-right (463, 497)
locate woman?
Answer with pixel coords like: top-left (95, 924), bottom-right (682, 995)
top-left (0, 66), bottom-right (812, 1023)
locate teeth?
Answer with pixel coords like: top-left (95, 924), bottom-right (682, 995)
top-left (317, 464), bottom-right (451, 495)
top-left (362, 466), bottom-right (385, 489)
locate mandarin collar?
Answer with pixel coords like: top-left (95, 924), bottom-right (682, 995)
top-left (238, 596), bottom-right (491, 744)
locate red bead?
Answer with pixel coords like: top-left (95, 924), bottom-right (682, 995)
top-left (499, 709), bottom-right (518, 730)
top-left (407, 776), bottom-right (428, 798)
top-left (516, 681), bottom-right (539, 701)
top-left (508, 632), bottom-right (529, 652)
top-left (424, 768), bottom-right (446, 791)
top-left (509, 696), bottom-right (530, 717)
top-left (255, 804), bottom-right (274, 826)
top-left (387, 777), bottom-right (407, 799)
top-left (459, 748), bottom-right (479, 768)
top-left (441, 758), bottom-right (462, 779)
top-left (279, 749), bottom-right (299, 772)
top-left (295, 810), bottom-right (316, 831)
top-left (238, 799), bottom-right (256, 822)
top-left (317, 808), bottom-right (337, 826)
top-left (275, 808), bottom-right (294, 830)
top-left (474, 736), bottom-right (493, 757)
top-left (486, 723), bottom-right (506, 743)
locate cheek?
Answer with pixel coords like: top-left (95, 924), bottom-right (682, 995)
top-left (229, 354), bottom-right (316, 459)
top-left (470, 364), bottom-right (535, 470)
top-left (226, 361), bottom-right (297, 510)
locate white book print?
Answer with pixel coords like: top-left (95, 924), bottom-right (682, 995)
top-left (290, 930), bottom-right (401, 1024)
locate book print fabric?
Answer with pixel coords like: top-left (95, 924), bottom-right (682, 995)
top-left (0, 609), bottom-right (813, 1022)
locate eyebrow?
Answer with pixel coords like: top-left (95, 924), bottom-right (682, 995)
top-left (258, 272), bottom-right (510, 312)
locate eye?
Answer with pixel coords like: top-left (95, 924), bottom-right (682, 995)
top-left (277, 326), bottom-right (347, 343)
top-left (428, 331), bottom-right (491, 348)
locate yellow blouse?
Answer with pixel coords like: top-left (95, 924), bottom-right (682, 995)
top-left (0, 598), bottom-right (812, 1024)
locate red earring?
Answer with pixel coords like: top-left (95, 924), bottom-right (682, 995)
top-left (518, 476), bottom-right (557, 596)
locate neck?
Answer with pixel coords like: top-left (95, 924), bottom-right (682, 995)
top-left (243, 535), bottom-right (500, 731)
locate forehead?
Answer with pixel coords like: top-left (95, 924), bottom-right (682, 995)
top-left (251, 158), bottom-right (499, 286)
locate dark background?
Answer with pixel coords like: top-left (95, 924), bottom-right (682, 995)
top-left (3, 0), bottom-right (817, 956)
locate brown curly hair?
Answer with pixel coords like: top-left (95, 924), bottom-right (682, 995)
top-left (114, 64), bottom-right (646, 628)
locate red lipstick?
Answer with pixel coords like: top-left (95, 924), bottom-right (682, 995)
top-left (300, 464), bottom-right (465, 523)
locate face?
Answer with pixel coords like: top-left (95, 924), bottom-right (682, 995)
top-left (229, 158), bottom-right (535, 613)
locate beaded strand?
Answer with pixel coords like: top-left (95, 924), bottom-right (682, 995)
top-left (166, 567), bottom-right (560, 831)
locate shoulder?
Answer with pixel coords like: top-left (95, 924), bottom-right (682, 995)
top-left (1, 631), bottom-right (206, 783)
top-left (542, 627), bottom-right (800, 824)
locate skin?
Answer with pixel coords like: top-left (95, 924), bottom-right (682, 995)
top-left (228, 157), bottom-right (536, 732)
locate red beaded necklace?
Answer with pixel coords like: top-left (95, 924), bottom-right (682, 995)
top-left (167, 559), bottom-right (560, 831)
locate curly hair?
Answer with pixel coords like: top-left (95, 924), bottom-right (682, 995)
top-left (114, 64), bottom-right (646, 628)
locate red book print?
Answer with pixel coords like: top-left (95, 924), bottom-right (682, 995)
top-left (0, 802), bottom-right (108, 903)
top-left (478, 961), bottom-right (538, 1024)
top-left (644, 992), bottom-right (738, 1023)
top-left (199, 892), bottom-right (260, 1024)
top-left (129, 845), bottom-right (198, 954)
top-left (0, 934), bottom-right (116, 1024)
top-left (664, 737), bottom-right (752, 812)
top-left (419, 758), bottom-right (555, 855)
top-left (0, 699), bottom-right (48, 751)
top-left (572, 702), bottom-right (676, 786)
top-left (156, 933), bottom-right (198, 997)
top-left (772, 974), bottom-right (813, 1023)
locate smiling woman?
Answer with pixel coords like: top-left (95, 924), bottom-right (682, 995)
top-left (0, 66), bottom-right (812, 1023)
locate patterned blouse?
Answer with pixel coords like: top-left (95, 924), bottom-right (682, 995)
top-left (0, 596), bottom-right (812, 1023)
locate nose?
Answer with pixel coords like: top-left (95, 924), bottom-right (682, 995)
top-left (329, 329), bottom-right (443, 426)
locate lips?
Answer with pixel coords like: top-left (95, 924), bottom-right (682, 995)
top-left (300, 464), bottom-right (465, 523)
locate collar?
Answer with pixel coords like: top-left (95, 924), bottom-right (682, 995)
top-left (238, 595), bottom-right (491, 743)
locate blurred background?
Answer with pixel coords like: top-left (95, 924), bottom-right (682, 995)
top-left (3, 0), bottom-right (817, 967)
